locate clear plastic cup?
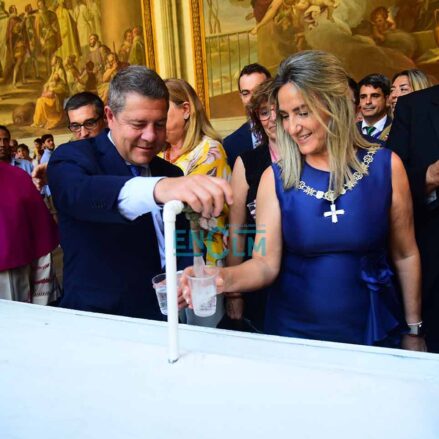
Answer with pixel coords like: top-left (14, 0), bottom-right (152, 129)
top-left (152, 271), bottom-right (183, 315)
top-left (187, 266), bottom-right (218, 317)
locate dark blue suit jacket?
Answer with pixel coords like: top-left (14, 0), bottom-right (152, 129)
top-left (47, 131), bottom-right (190, 320)
top-left (223, 122), bottom-right (254, 168)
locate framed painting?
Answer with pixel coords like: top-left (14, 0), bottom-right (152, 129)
top-left (0, 0), bottom-right (155, 139)
top-left (192, 0), bottom-right (439, 121)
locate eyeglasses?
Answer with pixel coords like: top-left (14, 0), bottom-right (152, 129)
top-left (68, 117), bottom-right (102, 132)
top-left (257, 106), bottom-right (275, 121)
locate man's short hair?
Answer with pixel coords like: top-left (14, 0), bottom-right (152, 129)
top-left (238, 63), bottom-right (271, 90)
top-left (34, 137), bottom-right (42, 144)
top-left (65, 92), bottom-right (104, 119)
top-left (108, 65), bottom-right (169, 115)
top-left (41, 134), bottom-right (54, 143)
top-left (0, 125), bottom-right (11, 139)
top-left (358, 73), bottom-right (391, 96)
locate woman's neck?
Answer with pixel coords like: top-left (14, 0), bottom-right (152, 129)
top-left (305, 153), bottom-right (330, 171)
top-left (166, 140), bottom-right (185, 162)
top-left (268, 139), bottom-right (279, 162)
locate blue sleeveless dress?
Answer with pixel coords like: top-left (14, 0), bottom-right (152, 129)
top-left (265, 147), bottom-right (405, 346)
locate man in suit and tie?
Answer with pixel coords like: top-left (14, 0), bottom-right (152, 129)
top-left (223, 63), bottom-right (271, 168)
top-left (387, 85), bottom-right (439, 352)
top-left (357, 73), bottom-right (392, 144)
top-left (47, 66), bottom-right (232, 320)
top-left (32, 92), bottom-right (107, 190)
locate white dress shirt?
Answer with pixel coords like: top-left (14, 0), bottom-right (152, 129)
top-left (110, 132), bottom-right (166, 267)
top-left (361, 115), bottom-right (388, 137)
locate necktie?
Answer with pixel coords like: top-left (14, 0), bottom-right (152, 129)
top-left (128, 164), bottom-right (142, 177)
top-left (365, 126), bottom-right (376, 136)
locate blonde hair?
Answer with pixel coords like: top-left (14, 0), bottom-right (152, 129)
top-left (392, 69), bottom-right (433, 92)
top-left (272, 50), bottom-right (373, 197)
top-left (165, 78), bottom-right (221, 154)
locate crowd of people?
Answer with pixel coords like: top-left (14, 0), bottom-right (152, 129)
top-left (2, 50), bottom-right (439, 354)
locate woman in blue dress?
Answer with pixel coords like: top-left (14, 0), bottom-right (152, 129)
top-left (183, 50), bottom-right (426, 351)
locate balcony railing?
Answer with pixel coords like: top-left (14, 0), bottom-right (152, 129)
top-left (205, 28), bottom-right (258, 97)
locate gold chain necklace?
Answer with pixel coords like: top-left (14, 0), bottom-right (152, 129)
top-left (297, 148), bottom-right (378, 223)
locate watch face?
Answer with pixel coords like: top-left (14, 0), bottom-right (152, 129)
top-left (408, 323), bottom-right (423, 336)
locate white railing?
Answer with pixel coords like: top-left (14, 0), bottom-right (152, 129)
top-left (206, 28), bottom-right (258, 96)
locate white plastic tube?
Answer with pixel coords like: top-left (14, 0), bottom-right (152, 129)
top-left (163, 200), bottom-right (184, 363)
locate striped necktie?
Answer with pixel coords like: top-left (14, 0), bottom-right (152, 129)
top-left (365, 126), bottom-right (376, 136)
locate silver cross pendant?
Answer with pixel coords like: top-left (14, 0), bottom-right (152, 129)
top-left (323, 203), bottom-right (345, 224)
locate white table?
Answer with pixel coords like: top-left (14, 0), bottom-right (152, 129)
top-left (1, 300), bottom-right (438, 439)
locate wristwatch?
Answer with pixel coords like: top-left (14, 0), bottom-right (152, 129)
top-left (407, 321), bottom-right (424, 336)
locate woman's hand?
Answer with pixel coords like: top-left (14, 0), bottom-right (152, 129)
top-left (401, 335), bottom-right (427, 352)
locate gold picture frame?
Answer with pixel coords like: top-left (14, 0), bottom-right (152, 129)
top-left (189, 0), bottom-right (210, 115)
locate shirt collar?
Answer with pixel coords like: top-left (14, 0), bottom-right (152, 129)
top-left (107, 131), bottom-right (150, 174)
top-left (361, 115), bottom-right (387, 133)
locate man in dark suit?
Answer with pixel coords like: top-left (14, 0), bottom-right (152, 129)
top-left (387, 85), bottom-right (439, 352)
top-left (47, 66), bottom-right (232, 320)
top-left (357, 73), bottom-right (392, 144)
top-left (224, 63), bottom-right (271, 168)
top-left (32, 92), bottom-right (107, 190)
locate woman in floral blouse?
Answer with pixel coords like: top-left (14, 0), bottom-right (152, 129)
top-left (161, 78), bottom-right (230, 264)
top-left (160, 78), bottom-right (231, 326)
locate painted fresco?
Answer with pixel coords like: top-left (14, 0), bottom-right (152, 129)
top-left (0, 0), bottom-right (146, 137)
top-left (203, 0), bottom-right (439, 119)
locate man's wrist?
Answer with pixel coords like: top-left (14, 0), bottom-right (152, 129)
top-left (152, 177), bottom-right (167, 205)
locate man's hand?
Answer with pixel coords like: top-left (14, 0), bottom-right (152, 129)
top-left (426, 159), bottom-right (439, 194)
top-left (31, 162), bottom-right (48, 191)
top-left (154, 175), bottom-right (233, 218)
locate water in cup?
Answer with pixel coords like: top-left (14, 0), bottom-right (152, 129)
top-left (191, 283), bottom-right (217, 317)
top-left (155, 284), bottom-right (168, 315)
top-left (152, 271), bottom-right (182, 315)
top-left (188, 265), bottom-right (218, 317)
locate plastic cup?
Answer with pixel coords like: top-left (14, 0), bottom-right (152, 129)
top-left (188, 266), bottom-right (218, 317)
top-left (152, 271), bottom-right (183, 315)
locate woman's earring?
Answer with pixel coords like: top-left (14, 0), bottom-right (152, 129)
top-left (184, 114), bottom-right (189, 120)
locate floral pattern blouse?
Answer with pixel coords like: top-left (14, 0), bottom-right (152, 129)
top-left (160, 135), bottom-right (231, 265)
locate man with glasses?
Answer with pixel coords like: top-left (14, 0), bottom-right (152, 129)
top-left (32, 92), bottom-right (106, 190)
top-left (223, 63), bottom-right (271, 168)
top-left (66, 92), bottom-right (106, 140)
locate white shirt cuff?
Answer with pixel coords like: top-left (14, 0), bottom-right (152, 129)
top-left (118, 176), bottom-right (164, 220)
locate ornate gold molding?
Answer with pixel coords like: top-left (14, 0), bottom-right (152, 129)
top-left (142, 0), bottom-right (156, 71)
top-left (190, 0), bottom-right (210, 115)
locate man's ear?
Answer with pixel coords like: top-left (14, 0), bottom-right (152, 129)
top-left (104, 106), bottom-right (114, 126)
